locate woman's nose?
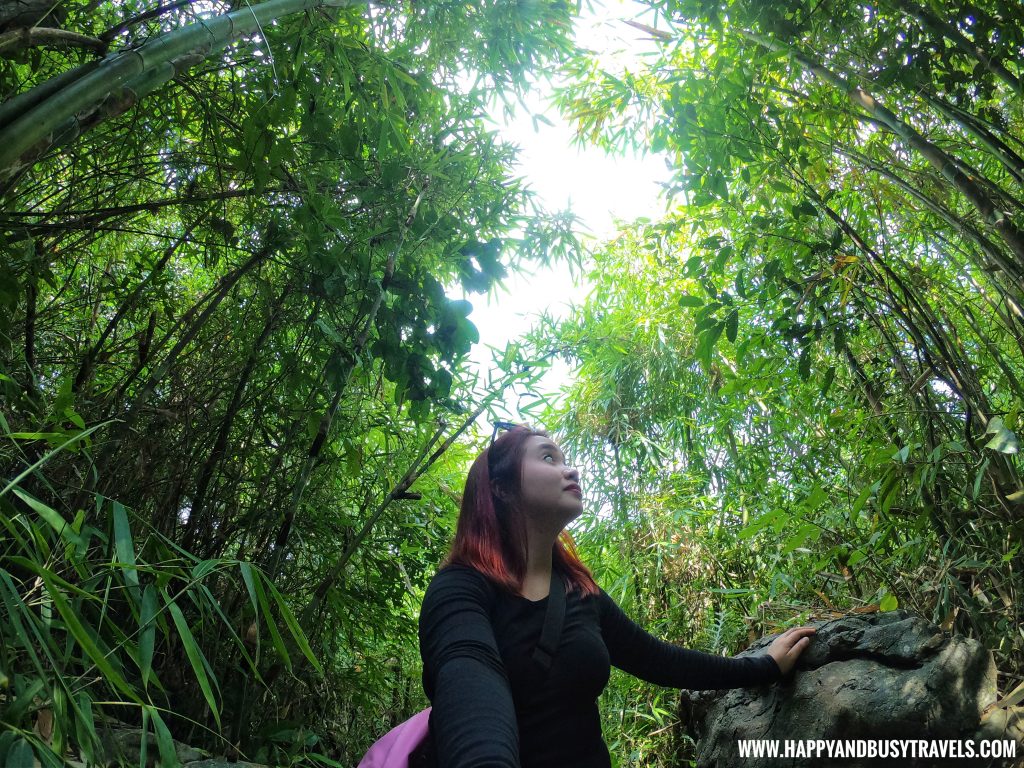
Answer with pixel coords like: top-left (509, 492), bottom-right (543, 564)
top-left (563, 465), bottom-right (580, 482)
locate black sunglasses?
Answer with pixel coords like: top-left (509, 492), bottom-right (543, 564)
top-left (489, 420), bottom-right (517, 445)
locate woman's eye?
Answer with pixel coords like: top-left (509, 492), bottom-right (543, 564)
top-left (543, 454), bottom-right (555, 463)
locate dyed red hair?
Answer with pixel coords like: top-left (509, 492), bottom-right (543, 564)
top-left (447, 424), bottom-right (599, 596)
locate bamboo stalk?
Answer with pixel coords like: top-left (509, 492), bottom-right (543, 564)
top-left (888, 0), bottom-right (1023, 98)
top-left (0, 0), bottom-right (354, 178)
top-left (740, 29), bottom-right (1024, 269)
top-left (0, 60), bottom-right (99, 131)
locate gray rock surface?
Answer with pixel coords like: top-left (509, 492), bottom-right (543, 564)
top-left (681, 611), bottom-right (1023, 767)
top-left (96, 726), bottom-right (204, 766)
top-left (85, 723), bottom-right (270, 767)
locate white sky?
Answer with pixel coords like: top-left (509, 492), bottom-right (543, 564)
top-left (465, 1), bottom-right (670, 422)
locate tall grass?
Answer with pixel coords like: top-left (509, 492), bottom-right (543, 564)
top-left (0, 425), bottom-right (319, 766)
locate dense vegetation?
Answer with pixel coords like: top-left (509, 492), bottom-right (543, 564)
top-left (1, 0), bottom-right (1020, 766)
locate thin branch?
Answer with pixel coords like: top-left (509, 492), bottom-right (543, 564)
top-left (98, 0), bottom-right (193, 44)
top-left (0, 26), bottom-right (104, 56)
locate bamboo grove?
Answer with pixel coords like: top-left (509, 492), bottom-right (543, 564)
top-left (0, 1), bottom-right (577, 764)
top-left (537, 1), bottom-right (1022, 760)
top-left (1, 0), bottom-right (1023, 766)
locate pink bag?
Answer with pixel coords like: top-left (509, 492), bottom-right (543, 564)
top-left (357, 707), bottom-right (431, 768)
top-left (363, 568), bottom-right (564, 767)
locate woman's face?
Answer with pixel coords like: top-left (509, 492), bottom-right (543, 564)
top-left (516, 434), bottom-right (583, 529)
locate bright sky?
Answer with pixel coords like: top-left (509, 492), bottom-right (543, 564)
top-left (466, 1), bottom-right (669, 422)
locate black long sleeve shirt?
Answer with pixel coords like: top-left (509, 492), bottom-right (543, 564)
top-left (418, 565), bottom-right (781, 768)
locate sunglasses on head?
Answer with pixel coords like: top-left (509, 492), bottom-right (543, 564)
top-left (489, 420), bottom-right (517, 446)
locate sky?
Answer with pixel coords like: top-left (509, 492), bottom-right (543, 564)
top-left (464, 1), bottom-right (669, 422)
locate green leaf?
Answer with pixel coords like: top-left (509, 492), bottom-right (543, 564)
top-left (5, 678), bottom-right (44, 725)
top-left (797, 345), bottom-right (812, 379)
top-left (38, 569), bottom-right (141, 704)
top-left (139, 707), bottom-right (150, 768)
top-left (264, 577), bottom-right (322, 673)
top-left (1, 422), bottom-right (106, 497)
top-left (781, 524), bottom-right (818, 554)
top-left (165, 596), bottom-right (221, 728)
top-left (63, 408), bottom-right (86, 429)
top-left (735, 269), bottom-right (747, 298)
top-left (806, 483), bottom-right (828, 508)
top-left (678, 295), bottom-right (704, 308)
top-left (879, 593), bottom-right (899, 612)
top-left (12, 488), bottom-right (84, 550)
top-left (725, 309), bottom-right (739, 343)
top-left (819, 366), bottom-right (836, 397)
top-left (139, 585), bottom-right (157, 688)
top-left (149, 709), bottom-right (178, 767)
top-left (245, 565), bottom-right (291, 671)
top-left (191, 559), bottom-right (221, 581)
top-left (983, 417), bottom-right (1019, 454)
top-left (6, 738), bottom-right (34, 768)
top-left (112, 501), bottom-right (140, 605)
top-left (696, 321), bottom-right (725, 365)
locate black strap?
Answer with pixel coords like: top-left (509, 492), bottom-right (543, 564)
top-left (531, 568), bottom-right (566, 672)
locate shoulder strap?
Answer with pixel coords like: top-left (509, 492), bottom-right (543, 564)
top-left (531, 568), bottom-right (566, 673)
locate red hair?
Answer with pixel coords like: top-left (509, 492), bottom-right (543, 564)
top-left (447, 425), bottom-right (599, 596)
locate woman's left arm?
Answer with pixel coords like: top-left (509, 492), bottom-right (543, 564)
top-left (598, 590), bottom-right (814, 689)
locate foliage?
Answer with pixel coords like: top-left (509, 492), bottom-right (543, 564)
top-left (0, 430), bottom-right (316, 766)
top-left (0, 0), bottom-right (580, 763)
top-left (4, 0), bottom-right (1023, 765)
top-left (528, 0), bottom-right (1024, 762)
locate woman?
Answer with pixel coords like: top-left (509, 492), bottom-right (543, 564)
top-left (419, 425), bottom-right (814, 768)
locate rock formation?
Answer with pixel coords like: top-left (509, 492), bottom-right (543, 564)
top-left (681, 611), bottom-right (1023, 767)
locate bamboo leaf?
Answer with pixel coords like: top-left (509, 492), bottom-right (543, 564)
top-left (191, 559), bottom-right (221, 581)
top-left (37, 570), bottom-right (141, 704)
top-left (250, 568), bottom-right (291, 671)
top-left (797, 345), bottom-right (812, 379)
top-left (984, 418), bottom-right (1020, 454)
top-left (139, 707), bottom-right (150, 768)
top-left (238, 561), bottom-right (261, 637)
top-left (73, 692), bottom-right (100, 765)
top-left (0, 422), bottom-right (106, 497)
top-left (11, 488), bottom-right (84, 549)
top-left (111, 501), bottom-right (140, 605)
top-left (150, 709), bottom-right (178, 766)
top-left (139, 584), bottom-right (157, 689)
top-left (165, 596), bottom-right (221, 728)
top-left (993, 679), bottom-right (1024, 710)
top-left (264, 576), bottom-right (322, 673)
top-left (5, 678), bottom-right (44, 725)
top-left (696, 321), bottom-right (725, 365)
top-left (6, 738), bottom-right (34, 767)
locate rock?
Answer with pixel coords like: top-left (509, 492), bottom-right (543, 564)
top-left (96, 726), bottom-right (204, 766)
top-left (681, 611), bottom-right (1024, 767)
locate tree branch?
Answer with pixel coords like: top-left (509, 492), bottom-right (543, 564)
top-left (0, 26), bottom-right (104, 56)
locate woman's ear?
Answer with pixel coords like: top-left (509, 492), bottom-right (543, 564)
top-left (491, 480), bottom-right (510, 504)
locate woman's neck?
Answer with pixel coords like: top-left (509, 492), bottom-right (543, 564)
top-left (520, 525), bottom-right (557, 600)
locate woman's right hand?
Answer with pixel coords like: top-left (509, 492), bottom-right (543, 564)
top-left (766, 626), bottom-right (816, 675)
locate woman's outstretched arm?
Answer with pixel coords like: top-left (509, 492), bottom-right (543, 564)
top-left (598, 590), bottom-right (813, 689)
top-left (419, 565), bottom-right (520, 768)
